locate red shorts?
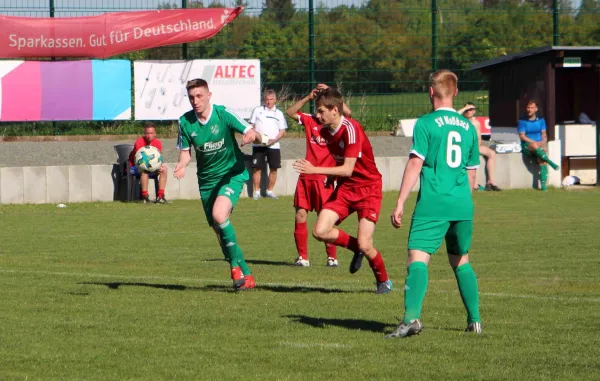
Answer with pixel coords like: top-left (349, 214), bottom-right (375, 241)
top-left (323, 181), bottom-right (382, 224)
top-left (294, 178), bottom-right (335, 212)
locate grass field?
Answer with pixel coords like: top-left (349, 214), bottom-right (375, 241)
top-left (1, 189), bottom-right (599, 380)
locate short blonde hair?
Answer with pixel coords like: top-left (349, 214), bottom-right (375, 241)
top-left (429, 69), bottom-right (458, 99)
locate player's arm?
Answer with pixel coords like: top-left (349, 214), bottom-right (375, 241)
top-left (294, 157), bottom-right (357, 177)
top-left (391, 120), bottom-right (428, 228)
top-left (286, 89), bottom-right (319, 119)
top-left (466, 128), bottom-right (481, 193)
top-left (540, 119), bottom-right (548, 147)
top-left (224, 107), bottom-right (266, 146)
top-left (174, 122), bottom-right (192, 179)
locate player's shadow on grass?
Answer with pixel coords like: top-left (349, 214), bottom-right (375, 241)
top-left (80, 281), bottom-right (201, 291)
top-left (284, 314), bottom-right (396, 333)
top-left (203, 258), bottom-right (293, 266)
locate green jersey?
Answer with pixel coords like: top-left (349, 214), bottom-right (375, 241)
top-left (177, 105), bottom-right (251, 190)
top-left (410, 107), bottom-right (480, 221)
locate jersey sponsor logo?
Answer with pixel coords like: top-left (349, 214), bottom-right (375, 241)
top-left (311, 135), bottom-right (326, 145)
top-left (210, 124), bottom-right (220, 135)
top-left (200, 138), bottom-right (225, 152)
top-left (333, 153), bottom-right (344, 162)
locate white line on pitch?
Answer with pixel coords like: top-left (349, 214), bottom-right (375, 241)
top-left (279, 341), bottom-right (352, 349)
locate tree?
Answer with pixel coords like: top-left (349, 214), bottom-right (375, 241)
top-left (262, 0), bottom-right (295, 28)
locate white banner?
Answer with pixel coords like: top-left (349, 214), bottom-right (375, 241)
top-left (134, 59), bottom-right (261, 120)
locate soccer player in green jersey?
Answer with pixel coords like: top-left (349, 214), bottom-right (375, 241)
top-left (386, 70), bottom-right (482, 337)
top-left (174, 78), bottom-right (264, 291)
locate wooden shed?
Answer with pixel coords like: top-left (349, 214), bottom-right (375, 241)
top-left (471, 46), bottom-right (600, 184)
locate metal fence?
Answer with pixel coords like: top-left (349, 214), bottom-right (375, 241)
top-left (1, 0), bottom-right (599, 133)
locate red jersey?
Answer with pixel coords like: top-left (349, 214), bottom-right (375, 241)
top-left (320, 116), bottom-right (381, 188)
top-left (129, 137), bottom-right (163, 166)
top-left (297, 112), bottom-right (336, 181)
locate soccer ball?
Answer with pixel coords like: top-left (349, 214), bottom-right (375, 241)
top-left (134, 145), bottom-right (163, 173)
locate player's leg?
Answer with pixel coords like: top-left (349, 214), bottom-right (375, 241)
top-left (446, 221), bottom-right (481, 332)
top-left (316, 180), bottom-right (337, 266)
top-left (294, 207), bottom-right (310, 266)
top-left (479, 146), bottom-right (501, 191)
top-left (139, 171), bottom-right (150, 202)
top-left (539, 161), bottom-right (549, 191)
top-left (356, 217), bottom-right (391, 293)
top-left (527, 141), bottom-right (559, 170)
top-left (156, 165), bottom-right (168, 202)
top-left (386, 220), bottom-right (445, 338)
top-left (266, 149), bottom-right (281, 199)
top-left (251, 147), bottom-right (266, 200)
top-left (212, 173), bottom-right (255, 289)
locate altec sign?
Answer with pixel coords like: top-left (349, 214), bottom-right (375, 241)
top-left (0, 7), bottom-right (243, 59)
top-left (214, 65), bottom-right (256, 78)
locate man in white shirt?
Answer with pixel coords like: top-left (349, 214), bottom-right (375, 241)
top-left (249, 89), bottom-right (288, 199)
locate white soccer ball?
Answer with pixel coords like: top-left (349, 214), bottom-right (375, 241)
top-left (134, 145), bottom-right (163, 173)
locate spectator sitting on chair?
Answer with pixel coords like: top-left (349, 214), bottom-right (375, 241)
top-left (517, 100), bottom-right (560, 191)
top-left (458, 102), bottom-right (501, 191)
top-left (129, 123), bottom-right (169, 204)
top-left (249, 89), bottom-right (288, 200)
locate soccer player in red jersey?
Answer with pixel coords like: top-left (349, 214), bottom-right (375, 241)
top-left (286, 84), bottom-right (352, 268)
top-left (293, 88), bottom-right (392, 294)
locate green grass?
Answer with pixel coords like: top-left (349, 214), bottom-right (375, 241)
top-left (0, 91), bottom-right (489, 136)
top-left (1, 189), bottom-right (599, 380)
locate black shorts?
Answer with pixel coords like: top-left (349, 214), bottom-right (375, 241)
top-left (252, 146), bottom-right (281, 169)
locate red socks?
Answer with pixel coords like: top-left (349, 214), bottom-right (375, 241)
top-left (294, 222), bottom-right (308, 259)
top-left (333, 230), bottom-right (359, 252)
top-left (141, 190), bottom-right (149, 198)
top-left (157, 189), bottom-right (165, 199)
top-left (368, 251), bottom-right (389, 283)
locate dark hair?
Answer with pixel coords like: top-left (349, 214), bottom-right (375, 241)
top-left (186, 78), bottom-right (209, 92)
top-left (315, 88), bottom-right (344, 113)
top-left (144, 122), bottom-right (156, 130)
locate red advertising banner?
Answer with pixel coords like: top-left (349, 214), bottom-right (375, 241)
top-left (0, 7), bottom-right (243, 59)
top-left (475, 116), bottom-right (492, 135)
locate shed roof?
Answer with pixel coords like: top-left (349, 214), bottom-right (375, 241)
top-left (470, 45), bottom-right (600, 71)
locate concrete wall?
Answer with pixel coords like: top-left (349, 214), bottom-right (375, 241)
top-left (0, 142), bottom-right (562, 204)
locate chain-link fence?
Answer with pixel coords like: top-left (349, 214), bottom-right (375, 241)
top-left (1, 0), bottom-right (599, 134)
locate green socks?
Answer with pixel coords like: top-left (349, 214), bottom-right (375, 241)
top-left (540, 165), bottom-right (548, 191)
top-left (403, 262), bottom-right (429, 323)
top-left (535, 147), bottom-right (559, 170)
top-left (454, 263), bottom-right (480, 324)
top-left (216, 219), bottom-right (251, 275)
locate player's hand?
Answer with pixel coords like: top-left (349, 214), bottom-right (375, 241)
top-left (308, 88), bottom-right (319, 100)
top-left (242, 129), bottom-right (258, 146)
top-left (390, 204), bottom-right (404, 229)
top-left (173, 163), bottom-right (186, 180)
top-left (293, 158), bottom-right (316, 174)
top-left (267, 139), bottom-right (277, 146)
top-left (316, 84), bottom-right (329, 91)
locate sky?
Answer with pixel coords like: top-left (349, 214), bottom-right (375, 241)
top-left (0, 0), bottom-right (584, 17)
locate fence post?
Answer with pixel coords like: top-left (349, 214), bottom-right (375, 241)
top-left (553, 0), bottom-right (559, 45)
top-left (50, 0), bottom-right (59, 135)
top-left (308, 0), bottom-right (315, 114)
top-left (431, 0), bottom-right (437, 71)
top-left (182, 0), bottom-right (188, 59)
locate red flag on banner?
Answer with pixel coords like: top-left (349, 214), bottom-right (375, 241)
top-left (0, 7), bottom-right (243, 59)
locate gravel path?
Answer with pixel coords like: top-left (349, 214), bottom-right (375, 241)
top-left (0, 136), bottom-right (414, 167)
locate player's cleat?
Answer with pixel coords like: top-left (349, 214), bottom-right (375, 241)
top-left (326, 257), bottom-right (339, 267)
top-left (141, 196), bottom-right (152, 204)
top-left (465, 322), bottom-right (482, 334)
top-left (385, 318), bottom-right (423, 338)
top-left (376, 279), bottom-right (393, 294)
top-left (266, 190), bottom-right (278, 199)
top-left (252, 192), bottom-right (261, 200)
top-left (485, 184), bottom-right (502, 191)
top-left (237, 275), bottom-right (256, 291)
top-left (154, 196), bottom-right (170, 204)
top-left (294, 257), bottom-right (310, 267)
top-left (230, 266), bottom-right (245, 289)
top-left (349, 251), bottom-right (364, 274)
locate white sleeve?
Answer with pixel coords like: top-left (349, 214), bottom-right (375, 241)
top-left (249, 107), bottom-right (259, 124)
top-left (278, 110), bottom-right (288, 130)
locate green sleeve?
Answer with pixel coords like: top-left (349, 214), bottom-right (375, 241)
top-left (409, 119), bottom-right (428, 159)
top-left (223, 107), bottom-right (252, 134)
top-left (466, 125), bottom-right (480, 169)
top-left (177, 119), bottom-right (190, 150)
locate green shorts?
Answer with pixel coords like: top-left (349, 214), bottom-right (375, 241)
top-left (407, 219), bottom-right (473, 255)
top-left (199, 171), bottom-right (248, 226)
top-left (521, 142), bottom-right (533, 156)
